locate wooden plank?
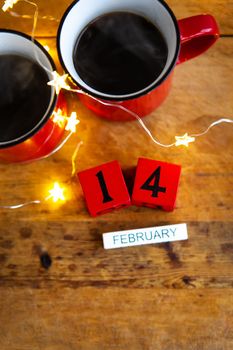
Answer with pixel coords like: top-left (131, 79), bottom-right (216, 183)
top-left (0, 18), bottom-right (232, 350)
top-left (0, 287), bottom-right (232, 350)
top-left (0, 0), bottom-right (232, 36)
top-left (0, 220), bottom-right (233, 288)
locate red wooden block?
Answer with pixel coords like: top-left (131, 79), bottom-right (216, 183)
top-left (132, 158), bottom-right (181, 211)
top-left (78, 160), bottom-right (131, 217)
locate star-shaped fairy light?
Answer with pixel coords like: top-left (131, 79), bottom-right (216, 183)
top-left (52, 108), bottom-right (67, 128)
top-left (47, 71), bottom-right (71, 95)
top-left (65, 112), bottom-right (80, 133)
top-left (2, 0), bottom-right (18, 12)
top-left (175, 133), bottom-right (195, 147)
top-left (47, 182), bottom-right (65, 203)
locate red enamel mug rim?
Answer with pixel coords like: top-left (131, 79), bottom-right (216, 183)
top-left (57, 0), bottom-right (181, 102)
top-left (0, 29), bottom-right (57, 149)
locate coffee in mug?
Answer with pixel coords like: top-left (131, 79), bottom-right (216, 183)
top-left (0, 30), bottom-right (67, 163)
top-left (58, 0), bottom-right (219, 121)
top-left (73, 12), bottom-right (168, 96)
top-left (0, 54), bottom-right (51, 143)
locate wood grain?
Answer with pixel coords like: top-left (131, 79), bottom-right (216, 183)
top-left (0, 2), bottom-right (233, 349)
top-left (0, 0), bottom-right (232, 36)
top-left (0, 288), bottom-right (233, 350)
top-left (0, 219), bottom-right (233, 289)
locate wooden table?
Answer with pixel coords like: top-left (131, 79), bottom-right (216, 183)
top-left (0, 1), bottom-right (233, 349)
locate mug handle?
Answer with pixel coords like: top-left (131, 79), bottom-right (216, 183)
top-left (177, 14), bottom-right (219, 64)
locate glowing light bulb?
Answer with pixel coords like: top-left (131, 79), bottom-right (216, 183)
top-left (52, 108), bottom-right (67, 128)
top-left (47, 182), bottom-right (65, 202)
top-left (2, 0), bottom-right (18, 12)
top-left (175, 133), bottom-right (195, 147)
top-left (65, 112), bottom-right (80, 133)
top-left (47, 71), bottom-right (70, 95)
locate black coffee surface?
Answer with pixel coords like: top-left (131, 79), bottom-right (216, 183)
top-left (73, 12), bottom-right (168, 95)
top-left (0, 54), bottom-right (52, 143)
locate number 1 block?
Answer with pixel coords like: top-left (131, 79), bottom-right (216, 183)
top-left (132, 158), bottom-right (181, 211)
top-left (78, 160), bottom-right (131, 217)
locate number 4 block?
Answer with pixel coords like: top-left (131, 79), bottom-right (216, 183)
top-left (132, 158), bottom-right (181, 211)
top-left (78, 160), bottom-right (131, 217)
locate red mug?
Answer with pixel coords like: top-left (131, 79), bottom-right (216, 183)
top-left (0, 30), bottom-right (67, 163)
top-left (57, 0), bottom-right (219, 121)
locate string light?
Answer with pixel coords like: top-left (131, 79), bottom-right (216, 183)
top-left (2, 0), bottom-right (18, 12)
top-left (71, 140), bottom-right (84, 177)
top-left (190, 118), bottom-right (233, 137)
top-left (66, 87), bottom-right (233, 148)
top-left (52, 108), bottom-right (67, 128)
top-left (52, 109), bottom-right (80, 133)
top-left (30, 111), bottom-right (81, 162)
top-left (46, 182), bottom-right (65, 202)
top-left (175, 133), bottom-right (195, 147)
top-left (8, 10), bottom-right (59, 22)
top-left (0, 182), bottom-right (66, 209)
top-left (65, 112), bottom-right (80, 133)
top-left (0, 200), bottom-right (41, 209)
top-left (47, 71), bottom-right (71, 95)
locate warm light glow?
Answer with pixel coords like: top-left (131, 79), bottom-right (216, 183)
top-left (43, 45), bottom-right (50, 52)
top-left (47, 182), bottom-right (65, 202)
top-left (47, 71), bottom-right (70, 95)
top-left (65, 112), bottom-right (80, 133)
top-left (52, 110), bottom-right (79, 133)
top-left (52, 108), bottom-right (67, 128)
top-left (175, 133), bottom-right (196, 147)
top-left (2, 0), bottom-right (18, 12)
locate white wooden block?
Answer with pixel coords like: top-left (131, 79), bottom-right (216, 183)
top-left (103, 223), bottom-right (188, 249)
